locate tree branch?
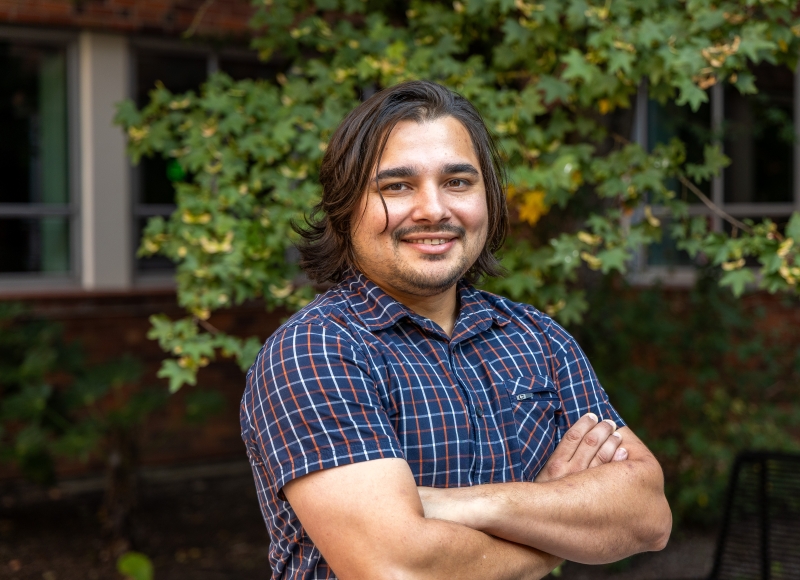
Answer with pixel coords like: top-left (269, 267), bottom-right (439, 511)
top-left (195, 317), bottom-right (221, 334)
top-left (676, 174), bottom-right (753, 235)
top-left (183, 0), bottom-right (216, 39)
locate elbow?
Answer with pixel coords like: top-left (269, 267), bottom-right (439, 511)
top-left (642, 496), bottom-right (672, 552)
top-left (357, 523), bottom-right (448, 580)
top-left (635, 458), bottom-right (672, 553)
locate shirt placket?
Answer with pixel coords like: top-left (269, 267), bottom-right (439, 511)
top-left (448, 341), bottom-right (495, 485)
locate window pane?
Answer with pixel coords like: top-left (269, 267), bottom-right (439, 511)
top-left (136, 51), bottom-right (207, 205)
top-left (220, 57), bottom-right (280, 81)
top-left (0, 41), bottom-right (69, 205)
top-left (136, 51), bottom-right (208, 107)
top-left (141, 156), bottom-right (183, 205)
top-left (724, 63), bottom-right (794, 204)
top-left (648, 97), bottom-right (712, 198)
top-left (135, 217), bottom-right (175, 273)
top-left (0, 217), bottom-right (70, 273)
top-left (646, 218), bottom-right (695, 267)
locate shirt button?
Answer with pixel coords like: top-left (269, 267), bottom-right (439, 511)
top-left (476, 406), bottom-right (484, 418)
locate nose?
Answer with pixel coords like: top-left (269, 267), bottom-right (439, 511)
top-left (410, 180), bottom-right (452, 223)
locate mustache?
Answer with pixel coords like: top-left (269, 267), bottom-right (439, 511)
top-left (392, 224), bottom-right (466, 243)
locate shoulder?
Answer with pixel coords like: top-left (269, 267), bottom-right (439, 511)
top-left (270, 284), bottom-right (362, 344)
top-left (474, 289), bottom-right (574, 345)
top-left (246, 285), bottom-right (373, 381)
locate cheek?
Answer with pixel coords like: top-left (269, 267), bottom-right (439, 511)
top-left (352, 195), bottom-right (390, 240)
top-left (459, 197), bottom-right (489, 233)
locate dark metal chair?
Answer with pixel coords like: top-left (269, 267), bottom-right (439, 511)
top-left (709, 451), bottom-right (800, 580)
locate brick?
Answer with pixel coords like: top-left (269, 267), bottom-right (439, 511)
top-left (0, 290), bottom-right (287, 480)
top-left (0, 0), bottom-right (253, 35)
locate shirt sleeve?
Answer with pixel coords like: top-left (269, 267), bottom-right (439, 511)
top-left (539, 314), bottom-right (625, 434)
top-left (241, 320), bottom-right (405, 498)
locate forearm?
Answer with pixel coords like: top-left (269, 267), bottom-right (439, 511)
top-left (425, 454), bottom-right (670, 564)
top-left (285, 457), bottom-right (560, 580)
top-left (392, 516), bottom-right (561, 580)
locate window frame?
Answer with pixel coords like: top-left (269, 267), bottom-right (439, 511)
top-left (0, 25), bottom-right (82, 292)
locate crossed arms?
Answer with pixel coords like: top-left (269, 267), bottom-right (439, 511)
top-left (284, 413), bottom-right (672, 580)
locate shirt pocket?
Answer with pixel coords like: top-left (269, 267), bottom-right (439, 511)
top-left (502, 375), bottom-right (562, 481)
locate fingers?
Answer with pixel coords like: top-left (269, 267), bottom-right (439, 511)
top-left (551, 412), bottom-right (601, 461)
top-left (536, 414), bottom-right (626, 483)
top-left (589, 430), bottom-right (623, 468)
top-left (571, 419), bottom-right (619, 468)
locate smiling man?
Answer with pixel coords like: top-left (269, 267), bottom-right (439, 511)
top-left (241, 81), bottom-right (671, 580)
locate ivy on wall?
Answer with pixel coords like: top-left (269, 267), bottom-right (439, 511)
top-left (115, 0), bottom-right (800, 392)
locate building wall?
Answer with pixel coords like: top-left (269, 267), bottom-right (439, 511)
top-left (0, 1), bottom-right (275, 481)
top-left (0, 291), bottom-right (287, 480)
top-left (0, 0), bottom-right (254, 37)
top-left (1, 1), bottom-right (799, 484)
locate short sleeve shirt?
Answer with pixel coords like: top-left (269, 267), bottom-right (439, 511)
top-left (240, 272), bottom-right (623, 579)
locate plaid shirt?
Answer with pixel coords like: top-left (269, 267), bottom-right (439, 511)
top-left (240, 272), bottom-right (623, 579)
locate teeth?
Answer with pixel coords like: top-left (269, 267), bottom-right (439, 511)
top-left (412, 239), bottom-right (448, 245)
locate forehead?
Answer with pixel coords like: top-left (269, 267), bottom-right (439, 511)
top-left (377, 116), bottom-right (480, 171)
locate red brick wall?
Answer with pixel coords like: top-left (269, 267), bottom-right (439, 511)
top-left (0, 0), bottom-right (255, 37)
top-left (4, 286), bottom-right (797, 482)
top-left (0, 290), bottom-right (287, 480)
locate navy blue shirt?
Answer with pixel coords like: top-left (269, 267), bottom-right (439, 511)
top-left (241, 272), bottom-right (623, 579)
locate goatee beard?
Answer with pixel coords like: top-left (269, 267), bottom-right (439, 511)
top-left (389, 224), bottom-right (470, 296)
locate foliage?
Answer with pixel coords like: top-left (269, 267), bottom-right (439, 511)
top-left (116, 0), bottom-right (800, 391)
top-left (577, 272), bottom-right (800, 525)
top-left (117, 551), bottom-right (155, 580)
top-left (0, 303), bottom-right (166, 484)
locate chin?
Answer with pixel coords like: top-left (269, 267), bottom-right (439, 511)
top-left (392, 264), bottom-right (469, 295)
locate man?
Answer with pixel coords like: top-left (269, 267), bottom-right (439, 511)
top-left (241, 80), bottom-right (672, 579)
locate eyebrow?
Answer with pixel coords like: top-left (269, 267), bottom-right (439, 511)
top-left (374, 163), bottom-right (480, 182)
top-left (375, 166), bottom-right (418, 181)
top-left (443, 163), bottom-right (480, 176)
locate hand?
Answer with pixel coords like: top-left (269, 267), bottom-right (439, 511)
top-left (418, 414), bottom-right (626, 526)
top-left (535, 413), bottom-right (626, 483)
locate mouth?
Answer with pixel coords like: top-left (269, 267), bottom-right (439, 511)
top-left (404, 238), bottom-right (454, 246)
top-left (393, 225), bottom-right (465, 255)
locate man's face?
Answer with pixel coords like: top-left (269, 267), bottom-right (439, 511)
top-left (350, 116), bottom-right (489, 300)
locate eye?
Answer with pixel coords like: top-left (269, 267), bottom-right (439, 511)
top-left (446, 178), bottom-right (469, 188)
top-left (382, 182), bottom-right (409, 192)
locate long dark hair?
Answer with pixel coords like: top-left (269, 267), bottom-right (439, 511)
top-left (294, 80), bottom-right (508, 284)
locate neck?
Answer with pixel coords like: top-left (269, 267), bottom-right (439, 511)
top-left (378, 282), bottom-right (459, 338)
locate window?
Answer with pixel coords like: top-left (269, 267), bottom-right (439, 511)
top-left (133, 48), bottom-right (209, 274)
top-left (645, 96), bottom-right (712, 269)
top-left (132, 45), bottom-right (278, 275)
top-left (724, 63), bottom-right (794, 210)
top-left (632, 64), bottom-right (800, 285)
top-left (0, 38), bottom-right (74, 281)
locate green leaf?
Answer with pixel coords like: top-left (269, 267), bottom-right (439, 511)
top-left (675, 79), bottom-right (708, 111)
top-left (597, 247), bottom-right (631, 274)
top-left (786, 212), bottom-right (800, 243)
top-left (719, 269), bottom-right (756, 297)
top-left (561, 49), bottom-right (599, 84)
top-left (117, 551), bottom-right (154, 580)
top-left (157, 359), bottom-right (198, 393)
top-left (685, 144), bottom-right (730, 182)
top-left (536, 75), bottom-right (573, 105)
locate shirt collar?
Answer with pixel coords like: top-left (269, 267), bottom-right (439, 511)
top-left (341, 271), bottom-right (512, 341)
